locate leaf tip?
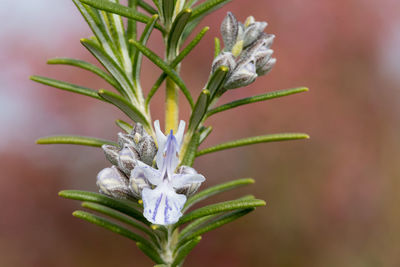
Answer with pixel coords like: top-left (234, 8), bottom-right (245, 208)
top-left (184, 8), bottom-right (193, 13)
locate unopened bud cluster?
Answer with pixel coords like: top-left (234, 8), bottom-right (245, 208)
top-left (97, 123), bottom-right (156, 199)
top-left (212, 12), bottom-right (276, 90)
top-left (96, 123), bottom-right (201, 202)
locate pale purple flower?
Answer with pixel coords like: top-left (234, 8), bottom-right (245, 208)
top-left (132, 120), bottom-right (205, 225)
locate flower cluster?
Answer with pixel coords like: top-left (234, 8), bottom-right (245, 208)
top-left (212, 12), bottom-right (276, 90)
top-left (96, 121), bottom-right (205, 225)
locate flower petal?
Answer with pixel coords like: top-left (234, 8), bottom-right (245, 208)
top-left (175, 120), bottom-right (186, 148)
top-left (131, 161), bottom-right (162, 186)
top-left (154, 120), bottom-right (167, 168)
top-left (171, 173), bottom-right (205, 189)
top-left (142, 183), bottom-right (186, 225)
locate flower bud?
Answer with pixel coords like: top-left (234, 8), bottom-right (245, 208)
top-left (256, 57), bottom-right (276, 76)
top-left (96, 166), bottom-right (131, 199)
top-left (118, 144), bottom-right (139, 176)
top-left (243, 21), bottom-right (267, 47)
top-left (118, 132), bottom-right (135, 148)
top-left (138, 135), bottom-right (157, 166)
top-left (221, 12), bottom-right (239, 51)
top-left (102, 144), bottom-right (119, 166)
top-left (211, 52), bottom-right (236, 74)
top-left (131, 122), bottom-right (144, 138)
top-left (254, 48), bottom-right (273, 70)
top-left (175, 166), bottom-right (202, 197)
top-left (129, 166), bottom-right (151, 199)
top-left (224, 58), bottom-right (257, 89)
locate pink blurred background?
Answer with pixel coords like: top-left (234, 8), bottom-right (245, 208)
top-left (1, 0), bottom-right (400, 266)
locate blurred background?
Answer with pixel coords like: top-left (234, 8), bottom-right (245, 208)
top-left (1, 0), bottom-right (400, 266)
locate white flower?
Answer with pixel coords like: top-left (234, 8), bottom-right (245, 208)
top-left (131, 120), bottom-right (205, 225)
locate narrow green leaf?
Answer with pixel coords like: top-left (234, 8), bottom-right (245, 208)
top-left (79, 0), bottom-right (165, 33)
top-left (129, 40), bottom-right (194, 108)
top-left (214, 37), bottom-right (221, 58)
top-left (206, 65), bottom-right (229, 99)
top-left (115, 119), bottom-right (133, 133)
top-left (73, 210), bottom-right (153, 248)
top-left (145, 27), bottom-right (209, 108)
top-left (172, 236), bottom-right (201, 266)
top-left (179, 208), bottom-right (254, 245)
top-left (137, 0), bottom-right (158, 14)
top-left (136, 242), bottom-right (165, 264)
top-left (188, 89), bottom-right (210, 132)
top-left (47, 58), bottom-right (121, 90)
top-left (178, 214), bottom-right (214, 239)
top-left (198, 126), bottom-right (212, 145)
top-left (81, 39), bottom-right (136, 100)
top-left (180, 131), bottom-right (200, 167)
top-left (161, 0), bottom-right (175, 25)
top-left (127, 0), bottom-right (138, 56)
top-left (59, 190), bottom-right (148, 224)
top-left (36, 135), bottom-right (116, 147)
top-left (81, 202), bottom-right (159, 245)
top-left (183, 178), bottom-right (255, 211)
top-left (178, 198), bottom-right (265, 225)
top-left (167, 9), bottom-right (192, 57)
top-left (73, 0), bottom-right (119, 62)
top-left (189, 0), bottom-right (231, 22)
top-left (184, 0), bottom-right (199, 8)
top-left (206, 87), bottom-right (309, 117)
top-left (197, 133), bottom-right (310, 156)
top-left (30, 75), bottom-right (102, 100)
top-left (105, 0), bottom-right (132, 74)
top-left (133, 15), bottom-right (159, 83)
top-left (98, 89), bottom-right (150, 128)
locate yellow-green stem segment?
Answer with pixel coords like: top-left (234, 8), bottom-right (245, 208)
top-left (165, 77), bottom-right (179, 133)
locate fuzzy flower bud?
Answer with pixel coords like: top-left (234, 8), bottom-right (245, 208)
top-left (211, 52), bottom-right (236, 73)
top-left (96, 166), bottom-right (132, 199)
top-left (175, 166), bottom-right (202, 197)
top-left (221, 12), bottom-right (238, 51)
top-left (224, 58), bottom-right (257, 89)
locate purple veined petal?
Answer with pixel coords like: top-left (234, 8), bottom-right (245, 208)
top-left (175, 120), bottom-right (186, 148)
top-left (171, 173), bottom-right (205, 189)
top-left (131, 161), bottom-right (162, 186)
top-left (160, 131), bottom-right (180, 180)
top-left (142, 183), bottom-right (187, 225)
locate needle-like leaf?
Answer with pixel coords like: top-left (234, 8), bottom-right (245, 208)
top-left (98, 89), bottom-right (150, 128)
top-left (178, 208), bottom-right (254, 245)
top-left (137, 0), bottom-right (158, 14)
top-left (177, 198), bottom-right (265, 226)
top-left (36, 135), bottom-right (116, 147)
top-left (214, 37), bottom-right (221, 58)
top-left (206, 65), bottom-right (229, 99)
top-left (73, 210), bottom-right (154, 249)
top-left (167, 9), bottom-right (192, 57)
top-left (188, 89), bottom-right (210, 132)
top-left (183, 178), bottom-right (255, 211)
top-left (47, 58), bottom-right (121, 90)
top-left (115, 119), bottom-right (133, 133)
top-left (206, 87), bottom-right (309, 117)
top-left (81, 38), bottom-right (136, 100)
top-left (189, 0), bottom-right (231, 22)
top-left (81, 202), bottom-right (159, 246)
top-left (136, 242), bottom-right (165, 264)
top-left (197, 133), bottom-right (310, 156)
top-left (30, 76), bottom-right (102, 100)
top-left (129, 40), bottom-right (194, 108)
top-left (145, 26), bottom-right (209, 108)
top-left (79, 0), bottom-right (166, 33)
top-left (59, 190), bottom-right (148, 224)
top-left (172, 236), bottom-right (201, 266)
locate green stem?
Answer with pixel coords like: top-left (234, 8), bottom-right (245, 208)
top-left (165, 76), bottom-right (179, 133)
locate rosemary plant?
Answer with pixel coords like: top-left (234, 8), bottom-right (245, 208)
top-left (31, 0), bottom-right (309, 266)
